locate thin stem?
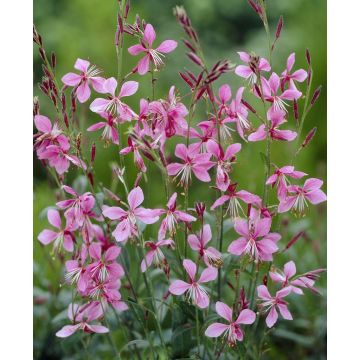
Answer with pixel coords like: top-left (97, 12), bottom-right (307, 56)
top-left (196, 307), bottom-right (201, 356)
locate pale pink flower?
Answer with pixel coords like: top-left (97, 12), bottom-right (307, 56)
top-left (266, 165), bottom-right (307, 200)
top-left (120, 137), bottom-right (147, 172)
top-left (65, 245), bottom-right (89, 292)
top-left (56, 185), bottom-right (95, 227)
top-left (248, 109), bottom-right (297, 142)
top-left (205, 301), bottom-right (256, 345)
top-left (278, 178), bottom-right (327, 214)
top-left (206, 139), bottom-right (241, 191)
top-left (140, 239), bottom-right (174, 272)
top-left (228, 215), bottom-right (280, 261)
top-left (257, 285), bottom-right (293, 328)
top-left (86, 243), bottom-right (124, 281)
top-left (102, 186), bottom-right (159, 242)
top-left (157, 192), bottom-right (196, 239)
top-left (169, 259), bottom-right (217, 308)
top-left (211, 185), bottom-right (262, 219)
top-left (38, 209), bottom-right (77, 252)
top-left (128, 24), bottom-right (177, 75)
top-left (56, 302), bottom-right (108, 338)
top-left (87, 112), bottom-right (119, 145)
top-left (90, 78), bottom-right (138, 120)
top-left (281, 53), bottom-right (307, 90)
top-left (235, 51), bottom-right (271, 84)
top-left (261, 73), bottom-right (301, 112)
top-left (188, 123), bottom-right (216, 152)
top-left (188, 224), bottom-right (222, 267)
top-left (61, 58), bottom-right (106, 103)
top-left (167, 143), bottom-right (215, 187)
top-left (198, 116), bottom-right (234, 143)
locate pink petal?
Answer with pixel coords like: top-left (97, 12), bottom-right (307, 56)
top-left (305, 189), bottom-right (327, 204)
top-left (238, 51), bottom-right (250, 62)
top-left (198, 267), bottom-right (218, 283)
top-left (194, 287), bottom-right (210, 308)
top-left (34, 115), bottom-right (52, 133)
top-left (104, 77), bottom-right (118, 96)
top-left (211, 195), bottom-right (230, 210)
top-left (175, 210), bottom-right (196, 222)
top-left (188, 234), bottom-right (201, 251)
top-left (169, 280), bottom-right (190, 295)
top-left (284, 261), bottom-right (296, 278)
top-left (234, 219), bottom-right (249, 237)
top-left (134, 208), bottom-right (159, 224)
top-left (235, 65), bottom-right (252, 78)
top-left (281, 89), bottom-right (302, 100)
top-left (137, 55), bottom-right (150, 75)
top-left (89, 242), bottom-right (102, 260)
top-left (292, 69), bottom-right (307, 82)
top-left (235, 309), bottom-right (256, 325)
top-left (266, 307), bottom-right (278, 328)
top-left (224, 143), bottom-right (241, 160)
top-left (183, 259), bottom-right (197, 281)
top-left (76, 81), bottom-right (91, 103)
top-left (277, 304), bottom-right (293, 320)
top-left (202, 224), bottom-right (212, 245)
top-left (90, 76), bottom-right (106, 93)
top-left (254, 217), bottom-right (272, 237)
top-left (105, 246), bottom-right (120, 261)
top-left (215, 301), bottom-right (232, 322)
top-left (192, 166), bottom-right (211, 182)
top-left (248, 125), bottom-right (267, 142)
top-left (112, 221), bottom-right (131, 242)
top-left (127, 186), bottom-right (144, 210)
top-left (128, 44), bottom-right (146, 55)
top-left (156, 40), bottom-right (177, 53)
top-left (269, 73), bottom-right (280, 94)
top-left (286, 53), bottom-right (295, 72)
top-left (61, 72), bottom-right (81, 86)
top-left (47, 209), bottom-right (61, 229)
top-left (269, 271), bottom-right (285, 283)
top-left (87, 122), bottom-right (106, 131)
top-left (38, 229), bottom-right (58, 245)
top-left (218, 84), bottom-right (232, 103)
top-left (166, 192), bottom-right (177, 209)
top-left (74, 58), bottom-right (90, 72)
top-left (90, 98), bottom-right (111, 113)
top-left (205, 323), bottom-right (229, 337)
top-left (119, 81), bottom-right (139, 98)
top-left (278, 196), bottom-right (297, 213)
top-left (303, 178), bottom-right (323, 191)
top-left (228, 238), bottom-right (247, 256)
top-left (143, 24), bottom-right (156, 46)
top-left (87, 324), bottom-right (109, 334)
top-left (175, 143), bottom-right (189, 161)
top-left (257, 285), bottom-right (272, 300)
top-left (167, 163), bottom-right (183, 176)
top-left (141, 250), bottom-right (155, 272)
top-left (259, 58), bottom-right (271, 72)
top-left (102, 206), bottom-right (127, 220)
top-left (56, 324), bottom-right (80, 338)
top-left (276, 287), bottom-right (292, 298)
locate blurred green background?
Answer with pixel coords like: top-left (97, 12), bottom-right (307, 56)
top-left (34, 0), bottom-right (326, 359)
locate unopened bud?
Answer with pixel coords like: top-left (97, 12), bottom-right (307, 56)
top-left (276, 16), bottom-right (283, 39)
top-left (39, 47), bottom-right (46, 62)
top-left (247, 0), bottom-right (262, 15)
top-left (293, 99), bottom-right (299, 125)
top-left (90, 142), bottom-right (96, 165)
top-left (241, 99), bottom-right (256, 114)
top-left (262, 274), bottom-right (268, 286)
top-left (306, 48), bottom-right (311, 66)
top-left (187, 52), bottom-right (203, 67)
top-left (301, 127), bottom-right (317, 149)
top-left (124, 0), bottom-right (130, 18)
top-left (51, 52), bottom-right (56, 68)
top-left (310, 86), bottom-right (322, 106)
top-left (183, 39), bottom-right (196, 53)
top-left (284, 231), bottom-right (305, 251)
top-left (195, 202), bottom-right (205, 218)
top-left (63, 112), bottom-right (69, 128)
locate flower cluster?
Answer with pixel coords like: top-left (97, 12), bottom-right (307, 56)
top-left (34, 1), bottom-right (326, 357)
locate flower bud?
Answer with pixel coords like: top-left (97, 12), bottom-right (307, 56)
top-left (195, 202), bottom-right (206, 218)
top-left (187, 52), bottom-right (203, 67)
top-left (39, 47), bottom-right (46, 62)
top-left (293, 99), bottom-right (299, 125)
top-left (275, 16), bottom-right (283, 39)
top-left (310, 85), bottom-right (322, 106)
top-left (284, 231), bottom-right (305, 251)
top-left (301, 127), bottom-right (317, 149)
top-left (51, 52), bottom-right (56, 68)
top-left (241, 99), bottom-right (256, 114)
top-left (90, 142), bottom-right (96, 165)
top-left (306, 48), bottom-right (311, 66)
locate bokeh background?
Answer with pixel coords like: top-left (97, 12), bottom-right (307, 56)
top-left (34, 0), bottom-right (326, 359)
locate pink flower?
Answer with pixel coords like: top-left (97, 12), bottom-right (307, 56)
top-left (281, 53), bottom-right (307, 90)
top-left (257, 285), bottom-right (293, 328)
top-left (61, 58), bottom-right (106, 103)
top-left (266, 165), bottom-right (307, 200)
top-left (90, 78), bottom-right (138, 120)
top-left (278, 178), bottom-right (327, 214)
top-left (128, 24), bottom-right (177, 75)
top-left (167, 143), bottom-right (215, 187)
top-left (33, 115), bottom-right (69, 159)
top-left (38, 209), bottom-right (77, 252)
top-left (169, 259), bottom-right (217, 308)
top-left (206, 139), bottom-right (241, 191)
top-left (211, 185), bottom-right (262, 219)
top-left (120, 137), bottom-right (147, 173)
top-left (188, 224), bottom-right (222, 267)
top-left (157, 192), bottom-right (196, 239)
top-left (87, 112), bottom-right (119, 145)
top-left (86, 243), bottom-right (124, 281)
top-left (205, 301), bottom-right (256, 345)
top-left (188, 123), bottom-right (216, 152)
top-left (141, 239), bottom-right (174, 272)
top-left (248, 109), bottom-right (297, 142)
top-left (235, 51), bottom-right (271, 84)
top-left (261, 73), bottom-right (302, 112)
top-left (228, 215), bottom-right (280, 261)
top-left (56, 185), bottom-right (95, 227)
top-left (56, 302), bottom-right (108, 338)
top-left (102, 186), bottom-right (160, 242)
top-left (65, 245), bottom-right (89, 292)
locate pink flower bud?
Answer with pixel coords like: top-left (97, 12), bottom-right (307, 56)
top-left (310, 86), bottom-right (322, 106)
top-left (186, 52), bottom-right (203, 67)
top-left (276, 16), bottom-right (283, 39)
top-left (301, 127), bottom-right (317, 149)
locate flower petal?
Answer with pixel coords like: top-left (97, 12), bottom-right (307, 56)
top-left (205, 323), bottom-right (229, 337)
top-left (169, 280), bottom-right (190, 295)
top-left (215, 301), bottom-right (233, 322)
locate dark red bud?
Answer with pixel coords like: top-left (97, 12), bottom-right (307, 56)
top-left (179, 72), bottom-right (194, 88)
top-left (306, 48), bottom-right (311, 66)
top-left (63, 112), bottom-right (69, 128)
top-left (183, 39), bottom-right (196, 53)
top-left (293, 99), bottom-right (299, 125)
top-left (124, 0), bottom-right (130, 18)
top-left (39, 47), bottom-right (46, 62)
top-left (51, 52), bottom-right (56, 68)
top-left (90, 142), bottom-right (96, 165)
top-left (310, 86), bottom-right (322, 106)
top-left (301, 127), bottom-right (317, 148)
top-left (187, 52), bottom-right (203, 67)
top-left (195, 202), bottom-right (205, 218)
top-left (284, 231), bottom-right (305, 251)
top-left (276, 16), bottom-right (283, 39)
top-left (241, 99), bottom-right (256, 113)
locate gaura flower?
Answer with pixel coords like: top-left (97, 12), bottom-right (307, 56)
top-left (90, 78), bottom-right (138, 120)
top-left (167, 143), bottom-right (215, 187)
top-left (235, 51), bottom-right (271, 84)
top-left (278, 178), bottom-right (327, 214)
top-left (56, 302), bottom-right (108, 338)
top-left (61, 58), bottom-right (106, 103)
top-left (248, 109), bottom-right (297, 142)
top-left (87, 112), bottom-right (119, 145)
top-left (188, 224), bottom-right (222, 267)
top-left (261, 73), bottom-right (302, 112)
top-left (140, 239), bottom-right (174, 272)
top-left (38, 209), bottom-right (77, 252)
top-left (157, 192), bottom-right (196, 239)
top-left (65, 244), bottom-right (89, 292)
top-left (206, 139), bottom-right (241, 191)
top-left (169, 259), bottom-right (217, 308)
top-left (257, 285), bottom-right (292, 328)
top-left (128, 24), bottom-right (177, 75)
top-left (120, 137), bottom-right (147, 173)
top-left (228, 214), bottom-right (280, 261)
top-left (102, 186), bottom-right (160, 242)
top-left (205, 301), bottom-right (256, 346)
top-left (281, 53), bottom-right (307, 91)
